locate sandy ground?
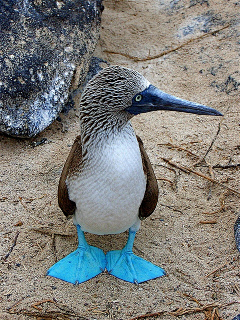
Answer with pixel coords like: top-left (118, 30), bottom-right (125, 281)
top-left (1, 0), bottom-right (240, 319)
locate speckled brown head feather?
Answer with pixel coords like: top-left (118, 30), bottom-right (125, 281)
top-left (79, 66), bottom-right (149, 148)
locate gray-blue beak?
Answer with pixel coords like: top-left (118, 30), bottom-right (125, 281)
top-left (126, 85), bottom-right (223, 116)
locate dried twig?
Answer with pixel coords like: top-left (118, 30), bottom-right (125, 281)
top-left (14, 221), bottom-right (23, 226)
top-left (168, 302), bottom-right (227, 319)
top-left (162, 158), bottom-right (240, 196)
top-left (168, 303), bottom-right (217, 316)
top-left (52, 233), bottom-right (58, 263)
top-left (154, 162), bottom-right (179, 191)
top-left (202, 122), bottom-right (222, 160)
top-left (156, 177), bottom-right (173, 185)
top-left (8, 309), bottom-right (84, 319)
top-left (104, 25), bottom-right (230, 62)
top-left (211, 307), bottom-right (217, 320)
top-left (128, 295), bottom-right (238, 320)
top-left (30, 227), bottom-right (73, 237)
top-left (206, 259), bottom-right (230, 277)
top-left (213, 163), bottom-right (240, 169)
top-left (30, 226), bottom-right (74, 262)
top-left (128, 311), bottom-right (165, 320)
top-left (202, 192), bottom-right (226, 215)
top-left (31, 299), bottom-right (56, 311)
top-left (7, 296), bottom-right (30, 313)
top-left (8, 299), bottom-right (87, 319)
top-left (181, 293), bottom-right (202, 306)
top-left (232, 284), bottom-right (240, 297)
top-left (158, 142), bottom-right (200, 160)
top-left (128, 304), bottom-right (222, 320)
top-left (18, 196), bottom-right (28, 209)
top-left (199, 220), bottom-right (217, 224)
top-left (159, 203), bottom-right (184, 214)
top-left (2, 231), bottom-right (20, 261)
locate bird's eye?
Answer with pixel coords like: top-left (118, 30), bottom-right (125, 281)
top-left (135, 94), bottom-right (142, 102)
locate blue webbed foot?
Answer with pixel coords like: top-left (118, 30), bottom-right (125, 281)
top-left (106, 229), bottom-right (166, 284)
top-left (47, 225), bottom-right (106, 284)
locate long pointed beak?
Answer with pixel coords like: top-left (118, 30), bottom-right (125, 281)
top-left (126, 85), bottom-right (223, 116)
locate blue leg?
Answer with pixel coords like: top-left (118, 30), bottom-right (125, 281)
top-left (47, 225), bottom-right (106, 284)
top-left (106, 229), bottom-right (166, 284)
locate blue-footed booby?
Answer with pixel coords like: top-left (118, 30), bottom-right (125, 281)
top-left (47, 66), bottom-right (222, 284)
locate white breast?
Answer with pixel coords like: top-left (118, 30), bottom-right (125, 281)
top-left (67, 128), bottom-right (146, 235)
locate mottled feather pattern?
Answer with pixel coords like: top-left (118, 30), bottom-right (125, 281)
top-left (79, 66), bottom-right (150, 148)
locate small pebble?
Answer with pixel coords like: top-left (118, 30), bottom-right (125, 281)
top-left (14, 221), bottom-right (23, 226)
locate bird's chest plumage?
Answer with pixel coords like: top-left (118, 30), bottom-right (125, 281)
top-left (67, 132), bottom-right (146, 235)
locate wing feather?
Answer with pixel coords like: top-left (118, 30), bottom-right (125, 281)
top-left (137, 136), bottom-right (159, 220)
top-left (58, 135), bottom-right (82, 217)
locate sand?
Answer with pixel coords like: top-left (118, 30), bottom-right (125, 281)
top-left (1, 0), bottom-right (240, 319)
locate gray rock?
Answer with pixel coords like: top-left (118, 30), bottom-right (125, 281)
top-left (0, 0), bottom-right (104, 138)
top-left (177, 11), bottom-right (225, 39)
top-left (60, 56), bottom-right (108, 116)
top-left (72, 56), bottom-right (108, 96)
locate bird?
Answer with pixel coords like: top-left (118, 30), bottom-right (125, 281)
top-left (47, 65), bottom-right (222, 284)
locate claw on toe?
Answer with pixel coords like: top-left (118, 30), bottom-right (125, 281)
top-left (47, 225), bottom-right (166, 284)
top-left (106, 229), bottom-right (166, 283)
top-left (106, 249), bottom-right (165, 283)
top-left (47, 226), bottom-right (106, 284)
top-left (47, 245), bottom-right (106, 284)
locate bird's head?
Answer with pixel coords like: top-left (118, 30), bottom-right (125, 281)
top-left (80, 65), bottom-right (222, 119)
top-left (80, 66), bottom-right (150, 119)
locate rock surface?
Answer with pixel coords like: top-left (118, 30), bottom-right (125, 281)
top-left (0, 0), bottom-right (103, 137)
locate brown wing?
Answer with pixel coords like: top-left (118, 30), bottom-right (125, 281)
top-left (137, 136), bottom-right (159, 220)
top-left (58, 135), bottom-right (83, 217)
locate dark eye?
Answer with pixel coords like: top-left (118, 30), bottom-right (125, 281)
top-left (135, 94), bottom-right (142, 102)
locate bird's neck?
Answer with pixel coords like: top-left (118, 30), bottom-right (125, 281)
top-left (79, 111), bottom-right (134, 158)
